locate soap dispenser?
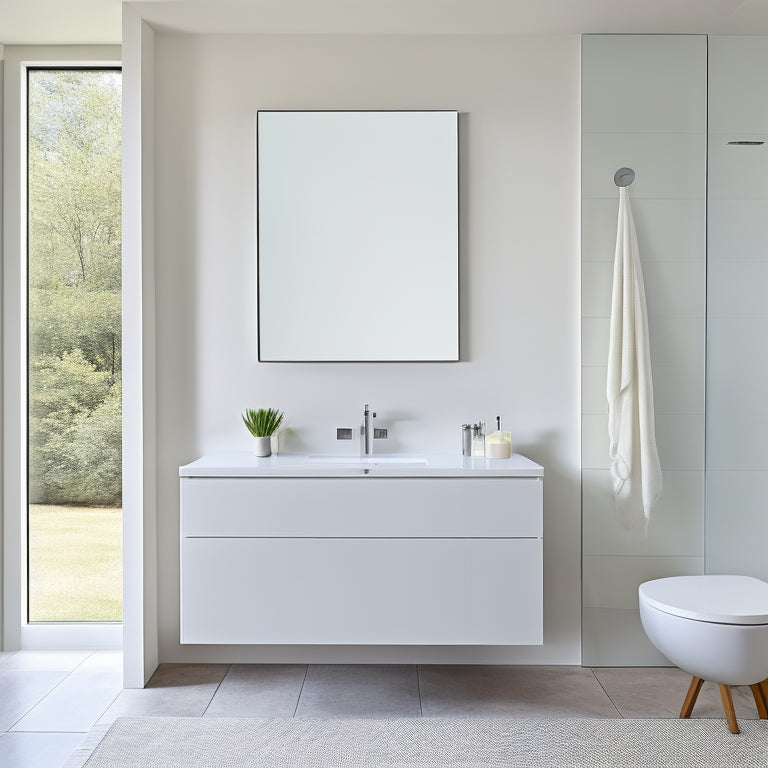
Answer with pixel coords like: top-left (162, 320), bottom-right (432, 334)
top-left (471, 421), bottom-right (486, 457)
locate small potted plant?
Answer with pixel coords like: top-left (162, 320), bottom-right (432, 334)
top-left (242, 407), bottom-right (284, 457)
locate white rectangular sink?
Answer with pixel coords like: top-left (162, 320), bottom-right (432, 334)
top-left (305, 455), bottom-right (429, 467)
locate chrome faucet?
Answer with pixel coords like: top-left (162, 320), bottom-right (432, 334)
top-left (363, 403), bottom-right (375, 455)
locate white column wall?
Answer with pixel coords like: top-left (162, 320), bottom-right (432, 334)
top-left (580, 35), bottom-right (707, 666)
top-left (122, 5), bottom-right (159, 687)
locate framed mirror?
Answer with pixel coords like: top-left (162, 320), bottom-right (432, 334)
top-left (257, 110), bottom-right (459, 362)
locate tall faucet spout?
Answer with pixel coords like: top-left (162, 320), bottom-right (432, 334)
top-left (363, 403), bottom-right (374, 455)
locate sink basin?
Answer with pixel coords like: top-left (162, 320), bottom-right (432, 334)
top-left (305, 456), bottom-right (429, 467)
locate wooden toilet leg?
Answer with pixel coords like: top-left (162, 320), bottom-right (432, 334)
top-left (719, 684), bottom-right (740, 734)
top-left (751, 683), bottom-right (768, 719)
top-left (680, 676), bottom-right (704, 718)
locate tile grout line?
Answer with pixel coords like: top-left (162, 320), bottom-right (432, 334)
top-left (201, 664), bottom-right (233, 717)
top-left (589, 668), bottom-right (624, 718)
top-left (293, 665), bottom-right (310, 718)
top-left (88, 651), bottom-right (128, 730)
top-left (7, 667), bottom-right (77, 732)
top-left (10, 652), bottom-right (125, 734)
top-left (93, 687), bottom-right (124, 728)
top-left (71, 651), bottom-right (96, 674)
top-left (416, 665), bottom-right (423, 717)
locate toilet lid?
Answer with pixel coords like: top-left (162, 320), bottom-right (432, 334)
top-left (639, 575), bottom-right (768, 624)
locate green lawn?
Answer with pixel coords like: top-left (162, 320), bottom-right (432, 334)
top-left (28, 504), bottom-right (122, 622)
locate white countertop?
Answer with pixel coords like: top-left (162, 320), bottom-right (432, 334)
top-left (179, 450), bottom-right (543, 478)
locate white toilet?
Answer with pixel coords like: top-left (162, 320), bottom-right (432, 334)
top-left (639, 574), bottom-right (768, 734)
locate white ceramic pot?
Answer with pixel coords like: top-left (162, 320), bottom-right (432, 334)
top-left (252, 436), bottom-right (272, 457)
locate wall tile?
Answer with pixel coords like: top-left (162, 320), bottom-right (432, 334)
top-left (581, 318), bottom-right (703, 370)
top-left (642, 261), bottom-right (706, 319)
top-left (582, 318), bottom-right (609, 367)
top-left (708, 35), bottom-right (768, 134)
top-left (581, 198), bottom-right (617, 263)
top-left (582, 415), bottom-right (609, 470)
top-left (708, 134), bottom-right (768, 200)
top-left (652, 365), bottom-right (704, 415)
top-left (582, 198), bottom-right (705, 263)
top-left (584, 414), bottom-right (704, 471)
top-left (584, 363), bottom-right (703, 420)
top-left (655, 415), bottom-right (704, 470)
top-left (708, 200), bottom-right (768, 262)
top-left (582, 317), bottom-right (705, 371)
top-left (647, 318), bottom-right (705, 369)
top-left (706, 319), bottom-right (768, 470)
top-left (632, 199), bottom-right (705, 263)
top-left (582, 35), bottom-right (705, 135)
top-left (581, 259), bottom-right (704, 324)
top-left (581, 261), bottom-right (613, 318)
top-left (581, 366), bottom-right (606, 415)
top-left (582, 607), bottom-right (672, 667)
top-left (706, 471), bottom-right (768, 581)
top-left (583, 555), bottom-right (703, 610)
top-left (583, 469), bottom-right (704, 557)
top-left (708, 261), bottom-right (768, 318)
top-left (582, 132), bottom-right (706, 200)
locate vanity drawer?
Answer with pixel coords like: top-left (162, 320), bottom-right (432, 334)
top-left (181, 477), bottom-right (468, 537)
top-left (466, 477), bottom-right (542, 538)
top-left (181, 477), bottom-right (542, 539)
top-left (181, 537), bottom-right (542, 645)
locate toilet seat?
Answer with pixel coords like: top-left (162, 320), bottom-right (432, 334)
top-left (639, 574), bottom-right (768, 625)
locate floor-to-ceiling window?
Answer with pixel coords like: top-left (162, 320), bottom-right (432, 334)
top-left (26, 67), bottom-right (122, 625)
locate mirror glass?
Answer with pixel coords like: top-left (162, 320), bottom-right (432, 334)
top-left (257, 110), bottom-right (459, 361)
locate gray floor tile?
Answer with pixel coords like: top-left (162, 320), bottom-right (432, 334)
top-left (0, 731), bottom-right (85, 768)
top-left (419, 665), bottom-right (621, 718)
top-left (0, 670), bottom-right (68, 732)
top-left (593, 667), bottom-right (763, 720)
top-left (147, 663), bottom-right (230, 687)
top-left (96, 664), bottom-right (230, 725)
top-left (11, 657), bottom-right (122, 732)
top-left (204, 664), bottom-right (307, 718)
top-left (296, 664), bottom-right (421, 718)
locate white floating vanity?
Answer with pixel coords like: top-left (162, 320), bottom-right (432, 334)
top-left (179, 452), bottom-right (543, 646)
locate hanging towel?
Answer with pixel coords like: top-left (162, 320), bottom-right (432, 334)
top-left (607, 186), bottom-right (662, 529)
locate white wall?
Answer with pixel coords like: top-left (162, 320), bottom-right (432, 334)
top-left (581, 35), bottom-right (707, 665)
top-left (706, 35), bottom-right (768, 582)
top-left (152, 33), bottom-right (582, 664)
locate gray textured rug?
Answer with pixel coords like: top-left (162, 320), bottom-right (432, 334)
top-left (69, 716), bottom-right (768, 768)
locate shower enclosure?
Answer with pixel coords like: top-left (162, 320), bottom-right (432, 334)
top-left (581, 33), bottom-right (768, 665)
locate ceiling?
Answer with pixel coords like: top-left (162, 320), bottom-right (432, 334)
top-left (3, 0), bottom-right (768, 46)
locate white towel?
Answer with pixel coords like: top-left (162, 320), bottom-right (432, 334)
top-left (607, 186), bottom-right (662, 529)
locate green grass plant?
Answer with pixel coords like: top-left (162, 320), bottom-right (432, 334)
top-left (28, 504), bottom-right (122, 622)
top-left (242, 407), bottom-right (284, 437)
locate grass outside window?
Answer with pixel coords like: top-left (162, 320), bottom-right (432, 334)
top-left (28, 505), bottom-right (122, 622)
